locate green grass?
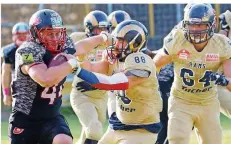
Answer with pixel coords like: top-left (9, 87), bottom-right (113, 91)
top-left (1, 107), bottom-right (231, 144)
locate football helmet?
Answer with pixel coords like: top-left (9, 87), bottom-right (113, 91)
top-left (29, 9), bottom-right (66, 54)
top-left (219, 10), bottom-right (231, 32)
top-left (84, 10), bottom-right (109, 37)
top-left (183, 3), bottom-right (216, 44)
top-left (184, 3), bottom-right (213, 12)
top-left (12, 22), bottom-right (29, 46)
top-left (107, 20), bottom-right (148, 62)
top-left (108, 10), bottom-right (131, 32)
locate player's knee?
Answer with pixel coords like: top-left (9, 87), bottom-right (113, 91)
top-left (52, 134), bottom-right (72, 144)
top-left (85, 121), bottom-right (103, 140)
top-left (168, 130), bottom-right (189, 144)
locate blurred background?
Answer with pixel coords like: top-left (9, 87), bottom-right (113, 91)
top-left (2, 4), bottom-right (231, 49)
top-left (1, 4), bottom-right (231, 144)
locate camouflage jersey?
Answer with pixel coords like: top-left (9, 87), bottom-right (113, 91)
top-left (157, 63), bottom-right (174, 93)
top-left (9, 36), bottom-right (75, 126)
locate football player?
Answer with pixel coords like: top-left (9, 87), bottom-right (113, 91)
top-left (1, 22), bottom-right (29, 106)
top-left (8, 9), bottom-right (78, 144)
top-left (73, 20), bottom-right (163, 144)
top-left (69, 10), bottom-right (109, 144)
top-left (217, 10), bottom-right (231, 119)
top-left (107, 10), bottom-right (131, 117)
top-left (108, 10), bottom-right (131, 32)
top-left (155, 63), bottom-right (174, 144)
top-left (153, 4), bottom-right (231, 144)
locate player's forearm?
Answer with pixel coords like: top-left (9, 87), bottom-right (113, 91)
top-left (228, 30), bottom-right (231, 39)
top-left (1, 64), bottom-right (12, 95)
top-left (44, 62), bottom-right (73, 85)
top-left (226, 78), bottom-right (231, 91)
top-left (2, 71), bottom-right (11, 95)
top-left (153, 49), bottom-right (172, 72)
top-left (76, 68), bottom-right (129, 90)
top-left (28, 62), bottom-right (72, 87)
top-left (75, 35), bottom-right (104, 56)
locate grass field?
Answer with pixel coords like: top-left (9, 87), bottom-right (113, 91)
top-left (1, 107), bottom-right (231, 144)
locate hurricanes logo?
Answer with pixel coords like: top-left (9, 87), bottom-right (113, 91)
top-left (50, 13), bottom-right (62, 28)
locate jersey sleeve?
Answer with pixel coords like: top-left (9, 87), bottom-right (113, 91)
top-left (3, 50), bottom-right (11, 64)
top-left (221, 38), bottom-right (231, 62)
top-left (63, 35), bottom-right (76, 55)
top-left (16, 44), bottom-right (44, 66)
top-left (162, 29), bottom-right (177, 56)
top-left (64, 35), bottom-right (75, 49)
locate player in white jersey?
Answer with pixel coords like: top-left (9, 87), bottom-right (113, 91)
top-left (74, 20), bottom-right (162, 144)
top-left (217, 10), bottom-right (231, 119)
top-left (153, 4), bottom-right (231, 144)
top-left (107, 10), bottom-right (131, 117)
top-left (69, 10), bottom-right (109, 144)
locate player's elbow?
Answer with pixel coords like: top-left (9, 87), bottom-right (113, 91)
top-left (37, 77), bottom-right (56, 88)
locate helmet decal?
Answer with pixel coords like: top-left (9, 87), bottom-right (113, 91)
top-left (50, 12), bottom-right (63, 28)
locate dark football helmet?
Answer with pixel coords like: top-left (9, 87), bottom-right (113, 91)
top-left (29, 9), bottom-right (66, 54)
top-left (84, 10), bottom-right (109, 37)
top-left (12, 22), bottom-right (29, 46)
top-left (108, 10), bottom-right (131, 32)
top-left (183, 3), bottom-right (216, 44)
top-left (107, 20), bottom-right (148, 62)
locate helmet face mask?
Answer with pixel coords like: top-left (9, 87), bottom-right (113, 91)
top-left (106, 20), bottom-right (148, 62)
top-left (29, 9), bottom-right (66, 54)
top-left (183, 3), bottom-right (216, 44)
top-left (36, 27), bottom-right (66, 53)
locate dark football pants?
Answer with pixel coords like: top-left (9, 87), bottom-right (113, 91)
top-left (156, 80), bottom-right (172, 144)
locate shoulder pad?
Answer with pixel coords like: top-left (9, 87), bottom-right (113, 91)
top-left (2, 43), bottom-right (17, 56)
top-left (63, 35), bottom-right (75, 52)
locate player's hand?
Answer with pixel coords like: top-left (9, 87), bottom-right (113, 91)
top-left (58, 53), bottom-right (79, 73)
top-left (208, 72), bottom-right (229, 86)
top-left (3, 95), bottom-right (12, 107)
top-left (100, 31), bottom-right (115, 46)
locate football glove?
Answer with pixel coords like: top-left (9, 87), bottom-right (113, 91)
top-left (208, 72), bottom-right (229, 86)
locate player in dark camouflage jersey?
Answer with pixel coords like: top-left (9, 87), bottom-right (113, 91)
top-left (156, 63), bottom-right (174, 144)
top-left (8, 9), bottom-right (78, 144)
top-left (1, 22), bottom-right (29, 106)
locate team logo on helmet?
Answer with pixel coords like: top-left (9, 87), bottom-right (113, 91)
top-left (50, 12), bottom-right (63, 28)
top-left (30, 16), bottom-right (42, 26)
top-left (107, 20), bottom-right (148, 62)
